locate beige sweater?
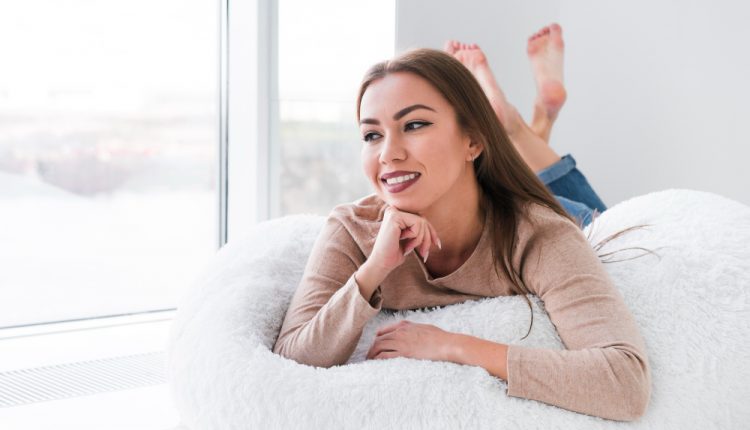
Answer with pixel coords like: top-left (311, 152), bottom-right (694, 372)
top-left (273, 194), bottom-right (651, 421)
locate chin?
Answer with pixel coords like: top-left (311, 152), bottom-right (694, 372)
top-left (380, 194), bottom-right (425, 214)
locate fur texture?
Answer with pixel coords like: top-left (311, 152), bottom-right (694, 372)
top-left (167, 189), bottom-right (750, 429)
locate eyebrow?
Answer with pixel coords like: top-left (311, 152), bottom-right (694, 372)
top-left (359, 104), bottom-right (437, 125)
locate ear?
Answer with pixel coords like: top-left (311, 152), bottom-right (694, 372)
top-left (465, 133), bottom-right (485, 161)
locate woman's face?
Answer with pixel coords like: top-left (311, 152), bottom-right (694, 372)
top-left (358, 72), bottom-right (479, 214)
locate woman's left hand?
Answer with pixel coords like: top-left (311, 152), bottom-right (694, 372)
top-left (366, 320), bottom-right (455, 362)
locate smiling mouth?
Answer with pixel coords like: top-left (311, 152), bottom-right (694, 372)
top-left (381, 172), bottom-right (420, 185)
top-left (380, 172), bottom-right (421, 194)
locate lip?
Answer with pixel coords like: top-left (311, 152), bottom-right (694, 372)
top-left (380, 170), bottom-right (420, 180)
top-left (381, 171), bottom-right (421, 194)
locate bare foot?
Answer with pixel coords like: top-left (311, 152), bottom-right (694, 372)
top-left (527, 23), bottom-right (567, 142)
top-left (444, 39), bottom-right (560, 172)
top-left (444, 40), bottom-right (523, 136)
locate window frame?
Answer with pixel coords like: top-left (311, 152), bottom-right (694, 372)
top-left (223, 0), bottom-right (278, 245)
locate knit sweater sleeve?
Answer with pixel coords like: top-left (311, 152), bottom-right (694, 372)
top-left (272, 214), bottom-right (383, 367)
top-left (505, 210), bottom-right (652, 421)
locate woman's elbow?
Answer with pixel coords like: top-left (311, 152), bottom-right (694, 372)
top-left (272, 334), bottom-right (339, 368)
top-left (615, 385), bottom-right (650, 421)
top-left (272, 335), bottom-right (306, 364)
top-left (618, 359), bottom-right (652, 421)
top-left (272, 333), bottom-right (302, 363)
top-left (271, 336), bottom-right (286, 356)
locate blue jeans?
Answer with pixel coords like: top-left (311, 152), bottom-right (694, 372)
top-left (536, 154), bottom-right (607, 229)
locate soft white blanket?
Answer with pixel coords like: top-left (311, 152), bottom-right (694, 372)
top-left (167, 189), bottom-right (750, 429)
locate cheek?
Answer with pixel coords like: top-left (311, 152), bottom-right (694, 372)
top-left (424, 138), bottom-right (461, 171)
top-left (361, 147), bottom-right (379, 181)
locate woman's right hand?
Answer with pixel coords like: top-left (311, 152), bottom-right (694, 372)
top-left (367, 205), bottom-right (442, 274)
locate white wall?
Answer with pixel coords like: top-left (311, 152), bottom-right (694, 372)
top-left (396, 0), bottom-right (750, 207)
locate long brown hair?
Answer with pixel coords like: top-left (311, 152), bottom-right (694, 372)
top-left (356, 48), bottom-right (658, 339)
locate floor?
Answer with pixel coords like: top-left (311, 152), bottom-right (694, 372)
top-left (0, 313), bottom-right (183, 430)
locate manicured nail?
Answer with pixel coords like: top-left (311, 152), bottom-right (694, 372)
top-left (437, 238), bottom-right (442, 250)
top-left (423, 251), bottom-right (429, 263)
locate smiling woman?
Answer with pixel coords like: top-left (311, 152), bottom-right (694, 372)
top-left (362, 103), bottom-right (433, 194)
top-left (359, 74), bottom-right (483, 224)
top-left (273, 24), bottom-right (654, 422)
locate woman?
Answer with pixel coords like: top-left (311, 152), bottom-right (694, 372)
top-left (273, 24), bottom-right (651, 422)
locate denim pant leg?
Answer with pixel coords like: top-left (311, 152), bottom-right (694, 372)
top-left (536, 154), bottom-right (608, 228)
top-left (555, 196), bottom-right (596, 228)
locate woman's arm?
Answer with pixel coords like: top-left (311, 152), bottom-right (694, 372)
top-left (354, 260), bottom-right (389, 303)
top-left (272, 214), bottom-right (383, 367)
top-left (436, 207), bottom-right (651, 422)
top-left (448, 334), bottom-right (509, 381)
top-left (275, 202), bottom-right (440, 367)
top-left (491, 209), bottom-right (652, 422)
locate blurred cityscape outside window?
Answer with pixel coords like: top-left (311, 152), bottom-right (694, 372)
top-left (0, 0), bottom-right (218, 327)
top-left (277, 0), bottom-right (395, 216)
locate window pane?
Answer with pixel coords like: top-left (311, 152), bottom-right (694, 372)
top-left (277, 0), bottom-right (395, 216)
top-left (0, 0), bottom-right (219, 327)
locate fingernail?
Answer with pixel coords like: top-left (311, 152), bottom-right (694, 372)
top-left (404, 248), bottom-right (413, 256)
top-left (437, 238), bottom-right (442, 250)
top-left (423, 251), bottom-right (429, 263)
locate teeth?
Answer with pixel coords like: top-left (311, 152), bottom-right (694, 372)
top-left (385, 173), bottom-right (418, 185)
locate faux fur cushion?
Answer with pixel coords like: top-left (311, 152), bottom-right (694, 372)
top-left (167, 189), bottom-right (750, 429)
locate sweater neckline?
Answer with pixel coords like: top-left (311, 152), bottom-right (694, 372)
top-left (414, 209), bottom-right (490, 284)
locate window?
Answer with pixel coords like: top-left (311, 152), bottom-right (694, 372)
top-left (0, 0), bottom-right (219, 327)
top-left (275, 0), bottom-right (395, 217)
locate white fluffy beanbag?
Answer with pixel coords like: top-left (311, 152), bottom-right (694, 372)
top-left (167, 189), bottom-right (750, 429)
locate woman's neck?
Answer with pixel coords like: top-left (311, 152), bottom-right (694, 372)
top-left (418, 173), bottom-right (486, 264)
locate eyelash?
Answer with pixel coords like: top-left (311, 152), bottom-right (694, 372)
top-left (363, 121), bottom-right (432, 143)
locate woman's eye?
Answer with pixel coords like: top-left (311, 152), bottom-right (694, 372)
top-left (405, 121), bottom-right (432, 131)
top-left (362, 122), bottom-right (429, 142)
top-left (363, 132), bottom-right (381, 142)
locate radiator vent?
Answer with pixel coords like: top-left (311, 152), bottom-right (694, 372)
top-left (0, 351), bottom-right (167, 408)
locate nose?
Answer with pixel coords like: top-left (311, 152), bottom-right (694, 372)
top-left (378, 132), bottom-right (407, 165)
